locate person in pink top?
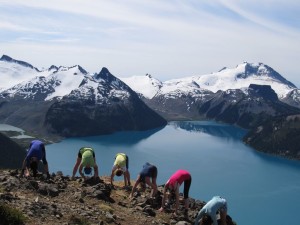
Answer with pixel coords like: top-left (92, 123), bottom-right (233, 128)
top-left (159, 169), bottom-right (192, 216)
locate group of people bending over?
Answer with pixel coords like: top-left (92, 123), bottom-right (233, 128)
top-left (21, 140), bottom-right (228, 225)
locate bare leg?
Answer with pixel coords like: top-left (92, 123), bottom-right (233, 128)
top-left (125, 170), bottom-right (131, 186)
top-left (220, 210), bottom-right (227, 225)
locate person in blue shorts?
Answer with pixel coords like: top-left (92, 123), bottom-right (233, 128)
top-left (130, 162), bottom-right (157, 198)
top-left (194, 196), bottom-right (228, 225)
top-left (21, 140), bottom-right (49, 177)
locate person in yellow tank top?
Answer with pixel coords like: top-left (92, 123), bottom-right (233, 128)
top-left (72, 147), bottom-right (99, 180)
top-left (110, 153), bottom-right (131, 187)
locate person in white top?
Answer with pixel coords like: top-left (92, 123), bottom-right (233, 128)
top-left (194, 196), bottom-right (227, 225)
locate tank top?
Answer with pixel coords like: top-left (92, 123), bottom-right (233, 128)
top-left (167, 170), bottom-right (191, 189)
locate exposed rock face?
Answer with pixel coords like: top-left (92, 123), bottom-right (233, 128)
top-left (143, 89), bottom-right (213, 121)
top-left (0, 170), bottom-right (236, 225)
top-left (244, 114), bottom-right (300, 159)
top-left (0, 133), bottom-right (26, 169)
top-left (198, 84), bottom-right (300, 129)
top-left (281, 89), bottom-right (300, 109)
top-left (0, 55), bottom-right (39, 71)
top-left (45, 97), bottom-right (167, 137)
top-left (44, 70), bottom-right (167, 137)
top-left (0, 100), bottom-right (57, 139)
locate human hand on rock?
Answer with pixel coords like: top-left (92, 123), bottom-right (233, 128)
top-left (25, 170), bottom-right (30, 177)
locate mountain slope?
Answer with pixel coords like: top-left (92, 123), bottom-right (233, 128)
top-left (0, 55), bottom-right (40, 91)
top-left (244, 114), bottom-right (300, 159)
top-left (0, 133), bottom-right (26, 168)
top-left (45, 68), bottom-right (167, 137)
top-left (281, 89), bottom-right (300, 108)
top-left (119, 74), bottom-right (162, 99)
top-left (199, 84), bottom-right (300, 129)
top-left (0, 65), bottom-right (89, 101)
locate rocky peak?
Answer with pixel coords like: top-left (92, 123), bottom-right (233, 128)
top-left (248, 84), bottom-right (278, 101)
top-left (94, 67), bottom-right (114, 81)
top-left (0, 55), bottom-right (39, 72)
top-left (48, 65), bottom-right (58, 71)
top-left (77, 65), bottom-right (88, 75)
top-left (218, 67), bottom-right (227, 72)
top-left (235, 62), bottom-right (297, 88)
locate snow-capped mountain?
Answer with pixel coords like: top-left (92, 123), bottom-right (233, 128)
top-left (120, 62), bottom-right (297, 100)
top-left (1, 65), bottom-right (89, 101)
top-left (281, 89), bottom-right (300, 108)
top-left (119, 74), bottom-right (162, 99)
top-left (119, 62), bottom-right (300, 123)
top-left (0, 55), bottom-right (41, 91)
top-left (1, 54), bottom-right (300, 136)
top-left (0, 55), bottom-right (166, 137)
top-left (2, 55), bottom-right (300, 159)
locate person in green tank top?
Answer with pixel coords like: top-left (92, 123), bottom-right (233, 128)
top-left (72, 147), bottom-right (99, 180)
top-left (110, 153), bottom-right (131, 187)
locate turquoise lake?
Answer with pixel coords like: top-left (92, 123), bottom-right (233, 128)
top-left (46, 121), bottom-right (300, 225)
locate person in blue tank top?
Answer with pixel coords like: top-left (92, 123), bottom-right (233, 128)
top-left (21, 140), bottom-right (49, 177)
top-left (194, 196), bottom-right (228, 225)
top-left (130, 162), bottom-right (158, 198)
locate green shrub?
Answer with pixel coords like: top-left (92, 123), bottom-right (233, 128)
top-left (0, 203), bottom-right (26, 225)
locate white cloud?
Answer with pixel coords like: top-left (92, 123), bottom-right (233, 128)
top-left (0, 0), bottom-right (299, 87)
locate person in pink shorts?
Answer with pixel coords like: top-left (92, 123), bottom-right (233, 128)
top-left (159, 169), bottom-right (192, 216)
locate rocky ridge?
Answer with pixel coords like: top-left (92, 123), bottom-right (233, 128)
top-left (0, 170), bottom-right (236, 225)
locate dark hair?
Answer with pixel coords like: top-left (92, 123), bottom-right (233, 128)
top-left (84, 167), bottom-right (92, 175)
top-left (201, 214), bottom-right (213, 225)
top-left (115, 169), bottom-right (123, 177)
top-left (30, 161), bottom-right (38, 177)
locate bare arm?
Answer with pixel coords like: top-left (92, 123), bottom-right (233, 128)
top-left (174, 185), bottom-right (180, 215)
top-left (130, 175), bottom-right (141, 197)
top-left (78, 164), bottom-right (85, 179)
top-left (72, 157), bottom-right (81, 178)
top-left (21, 158), bottom-right (30, 176)
top-left (219, 209), bottom-right (227, 225)
top-left (159, 185), bottom-right (168, 212)
top-left (110, 167), bottom-right (116, 185)
top-left (194, 209), bottom-right (205, 225)
top-left (21, 158), bottom-right (27, 170)
top-left (93, 164), bottom-right (99, 178)
top-left (44, 164), bottom-right (49, 174)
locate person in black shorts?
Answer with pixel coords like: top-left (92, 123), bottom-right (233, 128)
top-left (21, 140), bottom-right (50, 178)
top-left (130, 162), bottom-right (158, 198)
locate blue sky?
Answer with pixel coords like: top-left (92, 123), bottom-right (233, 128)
top-left (1, 0), bottom-right (300, 86)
